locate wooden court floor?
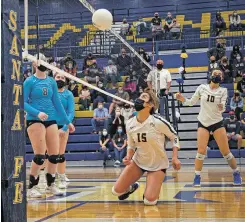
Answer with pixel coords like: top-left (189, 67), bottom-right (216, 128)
top-left (27, 166), bottom-right (245, 222)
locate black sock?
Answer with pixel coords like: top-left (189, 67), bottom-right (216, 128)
top-left (29, 175), bottom-right (39, 189)
top-left (46, 173), bottom-right (55, 186)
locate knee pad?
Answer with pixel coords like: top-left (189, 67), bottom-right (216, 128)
top-left (48, 155), bottom-right (59, 164)
top-left (33, 154), bottom-right (46, 165)
top-left (196, 153), bottom-right (205, 160)
top-left (223, 152), bottom-right (234, 161)
top-left (143, 197), bottom-right (158, 206)
top-left (112, 186), bottom-right (125, 197)
top-left (59, 154), bottom-right (66, 163)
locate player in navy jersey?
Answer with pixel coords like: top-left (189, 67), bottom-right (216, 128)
top-left (24, 54), bottom-right (75, 198)
top-left (54, 73), bottom-right (75, 188)
top-left (112, 88), bottom-right (181, 206)
top-left (176, 69), bottom-right (242, 186)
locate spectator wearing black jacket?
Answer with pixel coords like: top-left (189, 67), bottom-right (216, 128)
top-left (99, 128), bottom-right (111, 167)
top-left (224, 111), bottom-right (242, 149)
top-left (236, 72), bottom-right (245, 97)
top-left (230, 45), bottom-right (243, 66)
top-left (109, 106), bottom-right (126, 137)
top-left (83, 52), bottom-right (96, 70)
top-left (213, 11), bottom-right (226, 36)
top-left (137, 71), bottom-right (148, 89)
top-left (233, 54), bottom-right (245, 78)
top-left (207, 42), bottom-right (226, 62)
top-left (219, 56), bottom-right (233, 83)
top-left (92, 81), bottom-right (107, 109)
top-left (208, 56), bottom-right (219, 80)
top-left (116, 49), bottom-right (132, 75)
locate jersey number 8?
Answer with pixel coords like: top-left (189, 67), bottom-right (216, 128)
top-left (42, 88), bottom-right (48, 96)
top-left (207, 95), bottom-right (215, 103)
top-left (137, 133), bottom-right (147, 142)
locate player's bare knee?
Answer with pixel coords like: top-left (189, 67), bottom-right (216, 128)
top-left (196, 152), bottom-right (206, 160)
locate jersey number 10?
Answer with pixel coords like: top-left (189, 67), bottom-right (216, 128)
top-left (207, 95), bottom-right (215, 103)
top-left (137, 133), bottom-right (147, 142)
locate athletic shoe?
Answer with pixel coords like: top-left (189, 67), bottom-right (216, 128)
top-left (193, 174), bottom-right (201, 187)
top-left (118, 182), bottom-right (140, 200)
top-left (103, 161), bottom-right (106, 167)
top-left (27, 186), bottom-right (42, 198)
top-left (37, 170), bottom-right (46, 189)
top-left (233, 171), bottom-right (242, 186)
top-left (58, 174), bottom-right (68, 189)
top-left (114, 160), bottom-right (120, 167)
top-left (46, 183), bottom-right (65, 196)
top-left (64, 175), bottom-right (70, 182)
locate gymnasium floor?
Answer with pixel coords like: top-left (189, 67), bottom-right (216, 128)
top-left (27, 165), bottom-right (245, 222)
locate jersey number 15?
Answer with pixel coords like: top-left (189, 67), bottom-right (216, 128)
top-left (207, 95), bottom-right (215, 103)
top-left (137, 133), bottom-right (147, 142)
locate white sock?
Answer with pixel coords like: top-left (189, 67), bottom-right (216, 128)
top-left (195, 171), bottom-right (201, 175)
top-left (233, 168), bottom-right (239, 173)
top-left (51, 174), bottom-right (56, 177)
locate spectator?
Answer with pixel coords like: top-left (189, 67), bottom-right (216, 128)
top-left (213, 11), bottom-right (226, 36)
top-left (134, 17), bottom-right (147, 35)
top-left (62, 53), bottom-right (77, 77)
top-left (109, 106), bottom-right (126, 136)
top-left (99, 128), bottom-right (111, 167)
top-left (123, 76), bottom-right (136, 98)
top-left (229, 10), bottom-right (241, 31)
top-left (237, 73), bottom-right (245, 97)
top-left (232, 54), bottom-right (245, 78)
top-left (147, 59), bottom-right (171, 96)
top-left (68, 80), bottom-right (79, 97)
top-left (92, 81), bottom-right (107, 109)
top-left (230, 92), bottom-right (243, 120)
top-left (207, 42), bottom-right (226, 62)
top-left (240, 112), bottom-right (245, 134)
top-left (121, 103), bottom-right (134, 122)
top-left (151, 12), bottom-right (163, 40)
top-left (169, 18), bottom-right (181, 39)
top-left (103, 60), bottom-right (119, 88)
top-left (208, 56), bottom-right (219, 79)
top-left (84, 60), bottom-right (100, 84)
top-left (109, 86), bottom-right (130, 115)
top-left (91, 102), bottom-right (109, 134)
top-left (116, 49), bottom-right (132, 75)
top-left (138, 47), bottom-right (151, 63)
top-left (83, 52), bottom-right (96, 70)
top-left (112, 125), bottom-right (127, 167)
top-left (224, 111), bottom-right (242, 149)
top-left (151, 12), bottom-right (162, 28)
top-left (164, 12), bottom-right (173, 33)
top-left (138, 70), bottom-right (148, 89)
top-left (219, 56), bottom-right (233, 83)
top-left (120, 18), bottom-right (129, 36)
top-left (230, 45), bottom-right (243, 66)
top-left (78, 86), bottom-right (91, 110)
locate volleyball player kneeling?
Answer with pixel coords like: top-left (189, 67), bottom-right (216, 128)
top-left (176, 69), bottom-right (242, 187)
top-left (24, 54), bottom-right (75, 198)
top-left (112, 88), bottom-right (181, 205)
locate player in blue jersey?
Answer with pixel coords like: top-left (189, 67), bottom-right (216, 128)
top-left (24, 54), bottom-right (75, 198)
top-left (54, 73), bottom-right (75, 188)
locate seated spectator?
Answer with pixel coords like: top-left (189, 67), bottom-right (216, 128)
top-left (92, 81), bottom-right (107, 109)
top-left (208, 56), bottom-right (219, 80)
top-left (112, 125), bottom-right (127, 167)
top-left (151, 12), bottom-right (162, 30)
top-left (213, 11), bottom-right (226, 36)
top-left (103, 60), bottom-right (119, 88)
top-left (230, 45), bottom-right (243, 66)
top-left (207, 42), bottom-right (226, 62)
top-left (123, 77), bottom-right (136, 98)
top-left (219, 56), bottom-right (233, 83)
top-left (240, 112), bottom-right (245, 135)
top-left (109, 86), bottom-right (130, 115)
top-left (164, 12), bottom-right (173, 33)
top-left (138, 70), bottom-right (148, 89)
top-left (62, 53), bottom-right (77, 77)
top-left (232, 54), bottom-right (245, 79)
top-left (229, 10), bottom-right (241, 31)
top-left (237, 73), bottom-right (245, 97)
top-left (78, 86), bottom-right (91, 110)
top-left (138, 47), bottom-right (151, 63)
top-left (91, 102), bottom-right (109, 134)
top-left (84, 60), bottom-right (101, 84)
top-left (99, 128), bottom-right (111, 167)
top-left (224, 111), bottom-right (242, 149)
top-left (169, 18), bottom-right (181, 39)
top-left (230, 92), bottom-right (243, 120)
top-left (116, 49), bottom-right (132, 75)
top-left (121, 103), bottom-right (134, 122)
top-left (68, 80), bottom-right (79, 97)
top-left (120, 18), bottom-right (129, 36)
top-left (83, 52), bottom-right (95, 70)
top-left (109, 106), bottom-right (126, 136)
top-left (134, 17), bottom-right (147, 35)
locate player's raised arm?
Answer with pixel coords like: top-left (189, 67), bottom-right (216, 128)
top-left (176, 85), bottom-right (202, 106)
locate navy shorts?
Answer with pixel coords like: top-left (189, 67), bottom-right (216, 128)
top-left (26, 120), bottom-right (57, 129)
top-left (198, 120), bottom-right (224, 133)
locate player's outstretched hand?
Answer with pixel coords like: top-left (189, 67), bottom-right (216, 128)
top-left (175, 92), bottom-right (185, 103)
top-left (38, 112), bottom-right (48, 121)
top-left (123, 156), bottom-right (132, 165)
top-left (172, 157), bottom-right (181, 170)
top-left (68, 123), bottom-right (75, 133)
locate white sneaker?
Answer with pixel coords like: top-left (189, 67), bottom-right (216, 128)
top-left (114, 160), bottom-right (121, 167)
top-left (46, 183), bottom-right (65, 196)
top-left (27, 186), bottom-right (42, 198)
top-left (58, 174), bottom-right (68, 189)
top-left (65, 175), bottom-right (70, 182)
top-left (37, 170), bottom-right (46, 189)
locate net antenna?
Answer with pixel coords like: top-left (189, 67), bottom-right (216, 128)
top-left (78, 0), bottom-right (153, 71)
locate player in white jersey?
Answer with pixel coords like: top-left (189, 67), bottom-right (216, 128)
top-left (112, 88), bottom-right (181, 206)
top-left (176, 69), bottom-right (242, 187)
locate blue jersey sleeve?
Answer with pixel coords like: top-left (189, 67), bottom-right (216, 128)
top-left (24, 78), bottom-right (41, 117)
top-left (62, 91), bottom-right (75, 131)
top-left (51, 79), bottom-right (70, 125)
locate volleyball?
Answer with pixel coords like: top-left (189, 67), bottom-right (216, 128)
top-left (92, 9), bottom-right (113, 31)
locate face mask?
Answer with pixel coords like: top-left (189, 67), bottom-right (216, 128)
top-left (134, 98), bottom-right (145, 111)
top-left (124, 105), bottom-right (130, 109)
top-left (38, 65), bottom-right (47, 72)
top-left (116, 112), bottom-right (121, 116)
top-left (234, 13), bottom-right (237, 16)
top-left (98, 105), bottom-right (103, 109)
top-left (126, 79), bottom-right (130, 83)
top-left (70, 80), bottom-right (75, 84)
top-left (118, 129), bottom-right (122, 134)
top-left (235, 93), bottom-right (240, 97)
top-left (118, 90), bottom-right (123, 94)
top-left (98, 84), bottom-right (103, 88)
top-left (222, 59), bottom-right (228, 63)
top-left (156, 64), bottom-right (163, 70)
top-left (210, 75), bottom-right (222, 84)
top-left (102, 131), bottom-right (107, 136)
top-left (56, 80), bottom-right (65, 89)
top-left (237, 56), bottom-right (241, 60)
top-left (155, 15), bottom-right (158, 18)
top-left (217, 43), bottom-right (221, 48)
top-left (211, 60), bottom-right (216, 63)
top-left (230, 115), bottom-right (235, 120)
